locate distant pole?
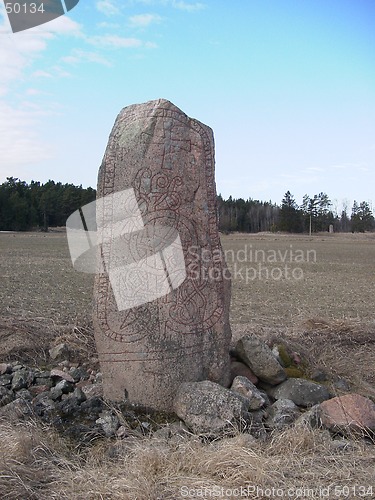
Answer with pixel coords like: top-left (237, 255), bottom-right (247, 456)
top-left (309, 214), bottom-right (312, 237)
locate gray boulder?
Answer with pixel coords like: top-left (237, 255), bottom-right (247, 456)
top-left (234, 335), bottom-right (286, 385)
top-left (50, 379), bottom-right (74, 401)
top-left (0, 374), bottom-right (13, 387)
top-left (230, 376), bottom-right (266, 410)
top-left (174, 380), bottom-right (252, 435)
top-left (0, 386), bottom-right (14, 406)
top-left (11, 368), bottom-right (35, 391)
top-left (268, 378), bottom-right (330, 407)
top-left (49, 343), bottom-right (72, 361)
top-left (96, 411), bottom-right (120, 437)
top-left (265, 399), bottom-right (300, 429)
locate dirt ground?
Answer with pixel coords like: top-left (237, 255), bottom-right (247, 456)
top-left (1, 230), bottom-right (374, 325)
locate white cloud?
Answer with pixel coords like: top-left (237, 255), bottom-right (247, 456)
top-left (0, 13), bottom-right (83, 90)
top-left (0, 12), bottom-right (82, 179)
top-left (26, 88), bottom-right (43, 96)
top-left (97, 21), bottom-right (121, 29)
top-left (128, 13), bottom-right (162, 28)
top-left (330, 162), bottom-right (369, 172)
top-left (0, 102), bottom-right (54, 172)
top-left (31, 15), bottom-right (83, 36)
top-left (96, 0), bottom-right (120, 17)
top-left (32, 70), bottom-right (53, 78)
top-left (0, 24), bottom-right (49, 92)
top-left (51, 66), bottom-right (72, 78)
top-left (87, 34), bottom-right (153, 48)
top-left (62, 49), bottom-right (112, 67)
top-left (130, 0), bottom-right (206, 9)
top-left (171, 1), bottom-right (205, 11)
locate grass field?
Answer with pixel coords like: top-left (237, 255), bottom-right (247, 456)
top-left (0, 230), bottom-right (374, 499)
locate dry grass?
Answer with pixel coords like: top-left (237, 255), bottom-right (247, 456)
top-left (0, 231), bottom-right (375, 498)
top-left (0, 417), bottom-right (374, 499)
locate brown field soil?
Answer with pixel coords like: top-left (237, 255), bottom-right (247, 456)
top-left (220, 231), bottom-right (375, 328)
top-left (0, 231), bottom-right (374, 498)
top-left (1, 231), bottom-right (374, 327)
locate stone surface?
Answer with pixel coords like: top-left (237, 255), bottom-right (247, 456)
top-left (265, 399), bottom-right (300, 429)
top-left (0, 386), bottom-right (14, 406)
top-left (96, 411), bottom-right (120, 437)
top-left (50, 380), bottom-right (74, 400)
top-left (34, 377), bottom-right (53, 388)
top-left (93, 99), bottom-right (231, 411)
top-left (230, 376), bottom-right (265, 410)
top-left (319, 393), bottom-right (375, 434)
top-left (82, 383), bottom-right (104, 399)
top-left (234, 335), bottom-right (286, 385)
top-left (0, 374), bottom-right (12, 386)
top-left (15, 388), bottom-right (32, 401)
top-left (268, 378), bottom-right (330, 407)
top-left (332, 377), bottom-right (351, 392)
top-left (311, 369), bottom-right (329, 382)
top-left (29, 384), bottom-right (50, 397)
top-left (49, 343), bottom-right (72, 361)
top-left (11, 368), bottom-right (34, 391)
top-left (69, 366), bottom-right (90, 382)
top-left (230, 360), bottom-right (258, 385)
top-left (72, 387), bottom-right (87, 404)
top-left (50, 369), bottom-right (75, 383)
top-left (174, 380), bottom-right (251, 435)
top-left (0, 398), bottom-right (33, 419)
top-left (0, 363), bottom-right (11, 375)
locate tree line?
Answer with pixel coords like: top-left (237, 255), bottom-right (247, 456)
top-left (0, 178), bottom-right (373, 234)
top-left (218, 191), bottom-right (375, 233)
top-left (0, 177), bottom-right (96, 231)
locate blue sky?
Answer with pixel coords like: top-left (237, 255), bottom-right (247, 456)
top-left (0, 0), bottom-right (374, 211)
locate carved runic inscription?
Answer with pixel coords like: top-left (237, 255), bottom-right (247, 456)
top-left (93, 99), bottom-right (231, 410)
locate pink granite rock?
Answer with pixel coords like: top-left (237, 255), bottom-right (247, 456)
top-left (319, 393), bottom-right (375, 434)
top-left (94, 99), bottom-right (231, 411)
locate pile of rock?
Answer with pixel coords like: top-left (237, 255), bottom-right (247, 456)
top-left (0, 335), bottom-right (374, 444)
top-left (0, 358), bottom-right (110, 440)
top-left (174, 334), bottom-right (375, 440)
top-left (0, 347), bottom-right (181, 441)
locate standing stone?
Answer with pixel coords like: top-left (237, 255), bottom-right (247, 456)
top-left (93, 99), bottom-right (231, 412)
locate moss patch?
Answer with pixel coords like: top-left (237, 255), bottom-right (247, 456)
top-left (285, 367), bottom-right (304, 378)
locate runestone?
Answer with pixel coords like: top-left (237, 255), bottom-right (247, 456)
top-left (94, 99), bottom-right (231, 411)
